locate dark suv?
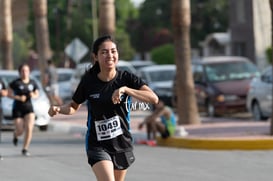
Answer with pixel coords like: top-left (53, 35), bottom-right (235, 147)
top-left (191, 56), bottom-right (260, 117)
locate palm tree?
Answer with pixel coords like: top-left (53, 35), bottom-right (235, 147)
top-left (33, 0), bottom-right (52, 87)
top-left (0, 0), bottom-right (13, 69)
top-left (98, 0), bottom-right (115, 37)
top-left (171, 0), bottom-right (200, 124)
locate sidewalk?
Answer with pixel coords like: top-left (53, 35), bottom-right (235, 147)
top-left (48, 106), bottom-right (273, 150)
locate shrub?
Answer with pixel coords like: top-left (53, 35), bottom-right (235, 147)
top-left (151, 44), bottom-right (174, 64)
top-left (266, 47), bottom-right (272, 64)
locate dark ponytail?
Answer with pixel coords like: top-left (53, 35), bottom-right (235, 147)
top-left (88, 61), bottom-right (100, 74)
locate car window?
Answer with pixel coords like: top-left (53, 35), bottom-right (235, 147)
top-left (139, 71), bottom-right (148, 83)
top-left (192, 64), bottom-right (203, 82)
top-left (117, 65), bottom-right (134, 73)
top-left (117, 62), bottom-right (137, 74)
top-left (205, 61), bottom-right (259, 82)
top-left (149, 70), bottom-right (175, 82)
top-left (73, 63), bottom-right (92, 80)
top-left (2, 75), bottom-right (19, 85)
top-left (32, 74), bottom-right (41, 81)
top-left (261, 68), bottom-right (272, 83)
top-left (58, 73), bottom-right (73, 82)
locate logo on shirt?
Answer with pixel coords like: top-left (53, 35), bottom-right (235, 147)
top-left (28, 84), bottom-right (34, 91)
top-left (89, 93), bottom-right (100, 99)
top-left (19, 85), bottom-right (24, 90)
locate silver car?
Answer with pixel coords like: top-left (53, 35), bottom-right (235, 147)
top-left (246, 66), bottom-right (272, 120)
top-left (31, 68), bottom-right (74, 102)
top-left (0, 70), bottom-right (51, 131)
top-left (56, 68), bottom-right (74, 102)
top-left (138, 64), bottom-right (176, 107)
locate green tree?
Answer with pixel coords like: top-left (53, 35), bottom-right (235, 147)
top-left (27, 0), bottom-right (136, 63)
top-left (151, 44), bottom-right (174, 64)
top-left (190, 0), bottom-right (228, 48)
top-left (116, 0), bottom-right (138, 29)
top-left (131, 0), bottom-right (172, 55)
top-left (130, 0), bottom-right (228, 55)
top-left (13, 33), bottom-right (29, 67)
top-left (266, 47), bottom-right (272, 64)
top-left (115, 29), bottom-right (135, 60)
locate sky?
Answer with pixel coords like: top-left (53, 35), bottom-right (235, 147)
top-left (131, 0), bottom-right (145, 7)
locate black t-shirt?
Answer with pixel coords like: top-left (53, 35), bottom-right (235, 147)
top-left (9, 78), bottom-right (38, 110)
top-left (72, 70), bottom-right (145, 153)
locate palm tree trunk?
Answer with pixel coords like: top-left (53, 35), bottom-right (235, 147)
top-left (0, 0), bottom-right (13, 69)
top-left (171, 0), bottom-right (200, 125)
top-left (33, 0), bottom-right (52, 87)
top-left (99, 0), bottom-right (115, 37)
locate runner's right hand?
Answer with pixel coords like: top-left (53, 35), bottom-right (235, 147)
top-left (48, 106), bottom-right (60, 117)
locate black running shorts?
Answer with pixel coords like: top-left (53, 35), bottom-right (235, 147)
top-left (12, 106), bottom-right (34, 119)
top-left (87, 148), bottom-right (135, 170)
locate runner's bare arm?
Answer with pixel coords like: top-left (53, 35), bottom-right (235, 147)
top-left (112, 85), bottom-right (158, 105)
top-left (48, 101), bottom-right (81, 117)
top-left (30, 89), bottom-right (39, 99)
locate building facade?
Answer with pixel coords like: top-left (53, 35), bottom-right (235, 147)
top-left (229, 0), bottom-right (271, 69)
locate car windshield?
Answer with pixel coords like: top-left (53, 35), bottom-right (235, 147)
top-left (118, 65), bottom-right (134, 73)
top-left (2, 75), bottom-right (19, 84)
top-left (149, 70), bottom-right (175, 82)
top-left (205, 61), bottom-right (259, 82)
top-left (58, 72), bottom-right (73, 82)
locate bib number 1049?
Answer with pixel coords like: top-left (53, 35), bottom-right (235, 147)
top-left (95, 115), bottom-right (123, 141)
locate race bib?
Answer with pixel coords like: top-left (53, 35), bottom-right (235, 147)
top-left (95, 115), bottom-right (123, 141)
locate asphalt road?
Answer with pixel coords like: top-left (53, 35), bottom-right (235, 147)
top-left (1, 130), bottom-right (273, 181)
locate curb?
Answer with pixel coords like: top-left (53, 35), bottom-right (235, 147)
top-left (157, 136), bottom-right (273, 150)
top-left (49, 119), bottom-right (273, 150)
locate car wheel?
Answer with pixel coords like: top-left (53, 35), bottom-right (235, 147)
top-left (252, 102), bottom-right (264, 121)
top-left (206, 101), bottom-right (215, 117)
top-left (39, 125), bottom-right (48, 131)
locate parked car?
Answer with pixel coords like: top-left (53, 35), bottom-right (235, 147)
top-left (55, 68), bottom-right (74, 102)
top-left (191, 56), bottom-right (260, 117)
top-left (31, 68), bottom-right (74, 102)
top-left (130, 60), bottom-right (155, 71)
top-left (117, 60), bottom-right (137, 75)
top-left (138, 64), bottom-right (176, 107)
top-left (0, 70), bottom-right (51, 131)
top-left (246, 66), bottom-right (272, 121)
